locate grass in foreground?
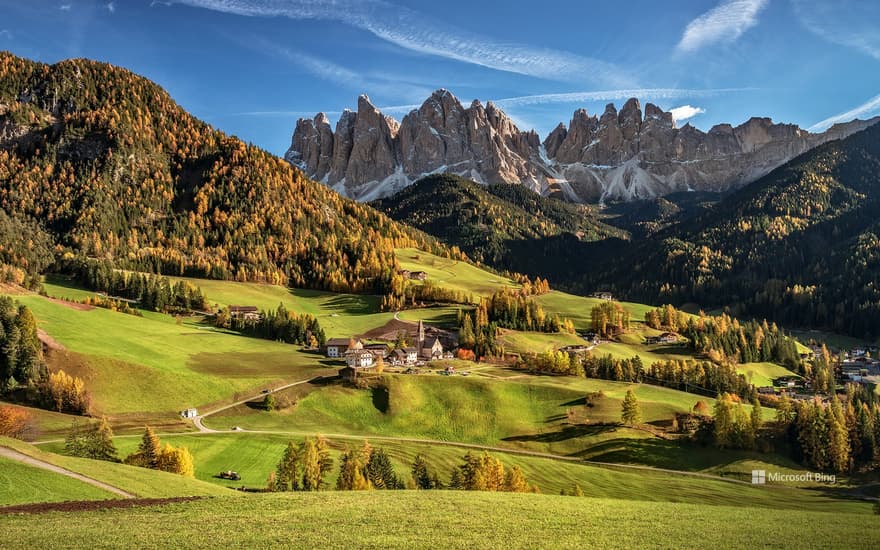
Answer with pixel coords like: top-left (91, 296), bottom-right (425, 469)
top-left (0, 456), bottom-right (114, 505)
top-left (0, 491), bottom-right (873, 549)
top-left (0, 437), bottom-right (231, 500)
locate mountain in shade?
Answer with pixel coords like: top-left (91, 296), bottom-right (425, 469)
top-left (372, 173), bottom-right (626, 266)
top-left (287, 89), bottom-right (879, 203)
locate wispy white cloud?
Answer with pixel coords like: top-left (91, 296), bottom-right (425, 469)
top-left (793, 0), bottom-right (880, 60)
top-left (105, 2), bottom-right (116, 13)
top-left (0, 29), bottom-right (12, 40)
top-left (669, 105), bottom-right (706, 122)
top-left (676, 0), bottom-right (768, 53)
top-left (252, 37), bottom-right (433, 102)
top-left (490, 88), bottom-right (750, 108)
top-left (169, 0), bottom-right (633, 86)
top-left (59, 4), bottom-right (71, 10)
top-left (808, 93), bottom-right (880, 132)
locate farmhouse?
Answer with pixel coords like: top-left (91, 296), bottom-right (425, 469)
top-left (389, 347), bottom-right (418, 366)
top-left (363, 343), bottom-right (390, 360)
top-left (325, 337), bottom-right (363, 358)
top-left (646, 332), bottom-right (678, 345)
top-left (397, 269), bottom-right (428, 281)
top-left (591, 291), bottom-right (613, 301)
top-left (228, 305), bottom-right (262, 322)
top-left (180, 408), bottom-right (198, 419)
top-left (345, 349), bottom-right (375, 369)
top-left (560, 345), bottom-right (592, 357)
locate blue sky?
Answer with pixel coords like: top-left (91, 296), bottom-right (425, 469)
top-left (2, 0), bottom-right (879, 155)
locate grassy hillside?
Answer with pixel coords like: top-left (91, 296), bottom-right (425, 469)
top-left (66, 432), bottom-right (864, 513)
top-left (0, 437), bottom-right (230, 500)
top-left (0, 491), bottom-right (874, 548)
top-left (202, 373), bottom-right (738, 456)
top-left (737, 362), bottom-right (800, 387)
top-left (14, 291), bottom-right (332, 415)
top-left (0, 455), bottom-right (114, 505)
top-left (396, 247), bottom-right (520, 297)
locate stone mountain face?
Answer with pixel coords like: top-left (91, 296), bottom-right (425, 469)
top-left (286, 90), bottom-right (879, 203)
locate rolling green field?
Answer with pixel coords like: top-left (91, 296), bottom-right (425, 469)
top-left (0, 456), bottom-right (114, 505)
top-left (534, 291), bottom-right (655, 331)
top-left (159, 277), bottom-right (395, 337)
top-left (53, 432), bottom-right (862, 514)
top-left (737, 362), bottom-right (800, 387)
top-left (12, 291), bottom-right (332, 415)
top-left (498, 330), bottom-right (587, 354)
top-left (200, 372), bottom-right (776, 458)
top-left (0, 437), bottom-right (230, 499)
top-left (0, 491), bottom-right (874, 549)
top-left (396, 248), bottom-right (520, 297)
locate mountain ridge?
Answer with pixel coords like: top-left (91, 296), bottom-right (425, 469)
top-left (287, 89), bottom-right (879, 203)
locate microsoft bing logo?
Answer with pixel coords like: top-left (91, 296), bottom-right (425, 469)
top-left (751, 470), bottom-right (766, 484)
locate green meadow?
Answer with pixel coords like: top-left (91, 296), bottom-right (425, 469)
top-left (15, 292), bottom-right (332, 415)
top-left (0, 490), bottom-right (873, 549)
top-left (737, 362), bottom-right (800, 387)
top-left (395, 247), bottom-right (520, 297)
top-left (0, 455), bottom-right (114, 505)
top-left (0, 437), bottom-right (229, 499)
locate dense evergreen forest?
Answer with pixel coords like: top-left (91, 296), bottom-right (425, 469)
top-left (374, 174), bottom-right (624, 266)
top-left (381, 125), bottom-right (880, 340)
top-left (0, 52), bottom-right (452, 294)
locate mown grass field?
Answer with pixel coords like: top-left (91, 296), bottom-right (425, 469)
top-left (76, 432), bottom-right (868, 513)
top-left (0, 491), bottom-right (873, 549)
top-left (0, 437), bottom-right (230, 499)
top-left (0, 455), bottom-right (114, 505)
top-left (12, 291), bottom-right (332, 415)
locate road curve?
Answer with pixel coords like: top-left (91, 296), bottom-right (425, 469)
top-left (0, 446), bottom-right (136, 499)
top-left (194, 376), bottom-right (329, 433)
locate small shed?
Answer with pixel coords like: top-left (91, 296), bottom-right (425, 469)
top-left (181, 408), bottom-right (198, 419)
top-left (339, 366), bottom-right (358, 383)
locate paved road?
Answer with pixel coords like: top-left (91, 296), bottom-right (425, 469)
top-left (193, 376), bottom-right (329, 433)
top-left (0, 446), bottom-right (135, 499)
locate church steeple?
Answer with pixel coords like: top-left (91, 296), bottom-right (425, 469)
top-left (418, 320), bottom-right (425, 350)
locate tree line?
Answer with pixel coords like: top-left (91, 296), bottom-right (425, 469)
top-left (65, 259), bottom-right (209, 313)
top-left (267, 437), bottom-right (538, 493)
top-left (214, 303), bottom-right (326, 347)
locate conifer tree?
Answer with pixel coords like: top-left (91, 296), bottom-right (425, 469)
top-left (411, 454), bottom-right (435, 490)
top-left (136, 426), bottom-right (161, 468)
top-left (621, 389), bottom-right (642, 426)
top-left (275, 441), bottom-right (302, 492)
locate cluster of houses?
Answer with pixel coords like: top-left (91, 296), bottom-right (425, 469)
top-left (590, 291), bottom-right (614, 301)
top-left (841, 346), bottom-right (880, 383)
top-left (326, 321), bottom-right (453, 371)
